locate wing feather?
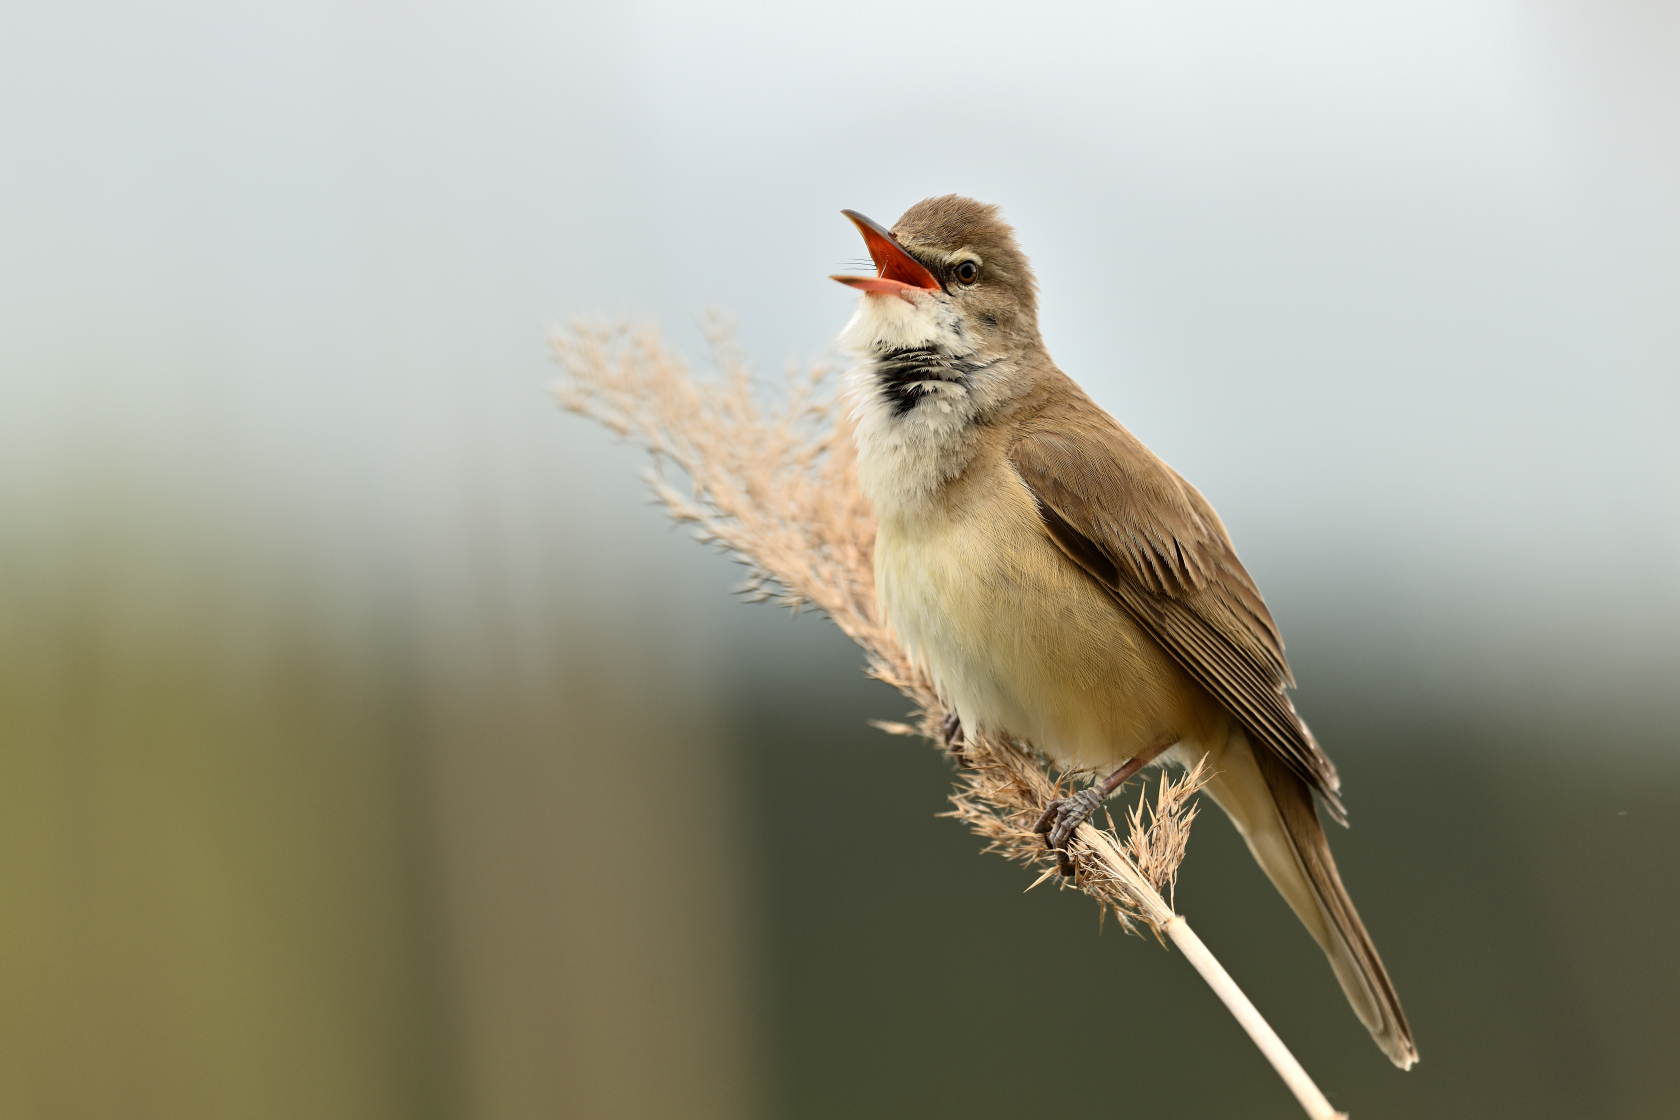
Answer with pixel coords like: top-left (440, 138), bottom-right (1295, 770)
top-left (1009, 388), bottom-right (1345, 820)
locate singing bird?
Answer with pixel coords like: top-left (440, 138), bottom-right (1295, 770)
top-left (831, 196), bottom-right (1416, 1069)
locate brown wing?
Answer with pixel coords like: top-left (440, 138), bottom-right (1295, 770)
top-left (1007, 385), bottom-right (1346, 821)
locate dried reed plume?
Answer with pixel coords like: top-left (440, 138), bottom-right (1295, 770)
top-left (554, 318), bottom-right (1350, 1120)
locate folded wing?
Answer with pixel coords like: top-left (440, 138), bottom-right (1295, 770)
top-left (1006, 383), bottom-right (1346, 822)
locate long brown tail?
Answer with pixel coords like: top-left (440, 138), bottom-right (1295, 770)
top-left (1202, 728), bottom-right (1418, 1069)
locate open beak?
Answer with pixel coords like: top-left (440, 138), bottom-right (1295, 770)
top-left (831, 210), bottom-right (941, 296)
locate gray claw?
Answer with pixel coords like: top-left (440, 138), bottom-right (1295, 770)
top-left (941, 714), bottom-right (972, 767)
top-left (1032, 786), bottom-right (1108, 875)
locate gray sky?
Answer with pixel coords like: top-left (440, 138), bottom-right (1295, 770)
top-left (3, 0), bottom-right (1676, 724)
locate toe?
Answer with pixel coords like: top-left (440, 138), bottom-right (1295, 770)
top-left (1032, 799), bottom-right (1065, 837)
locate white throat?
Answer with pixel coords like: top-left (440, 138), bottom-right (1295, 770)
top-left (839, 291), bottom-right (1010, 516)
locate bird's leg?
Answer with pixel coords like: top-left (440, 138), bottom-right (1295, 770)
top-left (941, 713), bottom-right (971, 767)
top-left (1033, 738), bottom-right (1177, 876)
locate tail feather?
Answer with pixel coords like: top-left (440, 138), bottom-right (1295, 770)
top-left (1202, 728), bottom-right (1418, 1069)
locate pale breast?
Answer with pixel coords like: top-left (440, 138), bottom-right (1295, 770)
top-left (873, 453), bottom-right (1222, 772)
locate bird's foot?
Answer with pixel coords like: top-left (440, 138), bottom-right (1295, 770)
top-left (1032, 786), bottom-right (1109, 876)
top-left (1030, 740), bottom-right (1178, 876)
top-left (941, 713), bottom-right (971, 767)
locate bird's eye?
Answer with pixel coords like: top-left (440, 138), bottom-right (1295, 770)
top-left (955, 260), bottom-right (979, 284)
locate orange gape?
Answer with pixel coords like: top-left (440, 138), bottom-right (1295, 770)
top-left (831, 209), bottom-right (942, 296)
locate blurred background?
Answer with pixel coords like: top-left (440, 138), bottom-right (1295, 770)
top-left (2, 1), bottom-right (1677, 1117)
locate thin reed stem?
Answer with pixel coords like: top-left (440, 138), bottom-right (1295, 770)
top-left (1164, 917), bottom-right (1348, 1120)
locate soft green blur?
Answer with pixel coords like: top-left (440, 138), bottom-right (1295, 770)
top-left (4, 489), bottom-right (1677, 1118)
top-left (0, 488), bottom-right (761, 1119)
top-left (0, 514), bottom-right (455, 1118)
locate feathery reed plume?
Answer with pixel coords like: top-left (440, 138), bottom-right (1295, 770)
top-left (554, 318), bottom-right (1350, 1120)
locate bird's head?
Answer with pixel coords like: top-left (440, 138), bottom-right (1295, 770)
top-left (832, 195), bottom-right (1040, 362)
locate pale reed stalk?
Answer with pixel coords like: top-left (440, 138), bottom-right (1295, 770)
top-left (554, 319), bottom-right (1349, 1120)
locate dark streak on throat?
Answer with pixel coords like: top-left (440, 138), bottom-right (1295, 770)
top-left (872, 346), bottom-right (987, 417)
